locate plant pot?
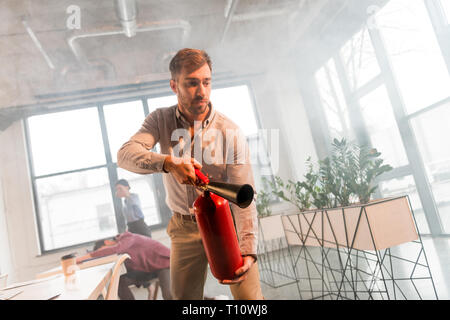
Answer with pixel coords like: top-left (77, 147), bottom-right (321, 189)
top-left (281, 196), bottom-right (419, 251)
top-left (259, 215), bottom-right (285, 242)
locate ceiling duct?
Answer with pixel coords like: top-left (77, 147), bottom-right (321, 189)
top-left (115, 0), bottom-right (138, 37)
top-left (22, 18), bottom-right (56, 70)
top-left (68, 20), bottom-right (191, 64)
top-left (67, 0), bottom-right (191, 65)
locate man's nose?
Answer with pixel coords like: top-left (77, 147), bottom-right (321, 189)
top-left (197, 83), bottom-right (206, 97)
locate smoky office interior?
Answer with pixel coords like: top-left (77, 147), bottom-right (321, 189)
top-left (0, 0), bottom-right (449, 301)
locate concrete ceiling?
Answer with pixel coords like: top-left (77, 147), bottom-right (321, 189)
top-left (0, 0), bottom-right (389, 132)
top-left (0, 0), bottom-right (332, 109)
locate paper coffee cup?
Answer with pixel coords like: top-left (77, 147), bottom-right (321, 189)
top-left (61, 253), bottom-right (77, 277)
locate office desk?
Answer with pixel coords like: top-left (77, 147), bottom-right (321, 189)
top-left (1, 259), bottom-right (125, 300)
top-left (36, 254), bottom-right (119, 279)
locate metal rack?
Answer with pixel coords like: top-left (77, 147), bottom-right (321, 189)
top-left (260, 196), bottom-right (439, 300)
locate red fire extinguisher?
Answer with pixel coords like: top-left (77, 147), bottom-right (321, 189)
top-left (193, 169), bottom-right (254, 281)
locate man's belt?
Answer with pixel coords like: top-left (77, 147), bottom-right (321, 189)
top-left (173, 211), bottom-right (196, 222)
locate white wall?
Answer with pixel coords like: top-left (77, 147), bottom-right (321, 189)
top-left (0, 121), bottom-right (73, 282)
top-left (0, 167), bottom-right (13, 280)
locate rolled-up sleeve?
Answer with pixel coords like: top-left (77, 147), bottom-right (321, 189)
top-left (117, 110), bottom-right (167, 174)
top-left (90, 243), bottom-right (121, 258)
top-left (226, 128), bottom-right (258, 256)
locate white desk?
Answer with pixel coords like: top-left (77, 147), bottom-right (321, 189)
top-left (1, 255), bottom-right (126, 300)
top-left (36, 254), bottom-right (119, 279)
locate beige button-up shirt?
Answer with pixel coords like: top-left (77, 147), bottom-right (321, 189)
top-left (117, 103), bottom-right (258, 255)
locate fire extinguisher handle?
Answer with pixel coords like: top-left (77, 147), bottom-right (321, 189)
top-left (195, 169), bottom-right (210, 185)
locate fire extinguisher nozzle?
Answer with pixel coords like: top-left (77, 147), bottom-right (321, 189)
top-left (204, 182), bottom-right (254, 209)
top-left (236, 184), bottom-right (255, 208)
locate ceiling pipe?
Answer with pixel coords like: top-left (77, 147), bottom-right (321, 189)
top-left (67, 0), bottom-right (190, 64)
top-left (67, 19), bottom-right (191, 64)
top-left (22, 19), bottom-right (55, 70)
top-left (220, 0), bottom-right (240, 44)
top-left (221, 0), bottom-right (309, 44)
top-left (224, 0), bottom-right (233, 18)
top-left (231, 7), bottom-right (293, 22)
top-left (115, 0), bottom-right (138, 37)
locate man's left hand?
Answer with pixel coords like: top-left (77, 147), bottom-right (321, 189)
top-left (76, 254), bottom-right (91, 264)
top-left (219, 255), bottom-right (255, 285)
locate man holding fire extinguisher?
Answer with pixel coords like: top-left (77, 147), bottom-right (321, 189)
top-left (118, 48), bottom-right (264, 300)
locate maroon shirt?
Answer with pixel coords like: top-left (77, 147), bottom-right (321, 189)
top-left (90, 232), bottom-right (170, 273)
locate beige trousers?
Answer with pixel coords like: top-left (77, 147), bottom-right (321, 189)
top-left (166, 214), bottom-right (264, 300)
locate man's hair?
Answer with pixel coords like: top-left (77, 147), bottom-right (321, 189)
top-left (169, 48), bottom-right (212, 81)
top-left (93, 240), bottom-right (106, 251)
top-left (93, 235), bottom-right (118, 251)
top-left (115, 179), bottom-right (130, 188)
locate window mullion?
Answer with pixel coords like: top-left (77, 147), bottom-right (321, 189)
top-left (333, 53), bottom-right (371, 147)
top-left (97, 104), bottom-right (126, 233)
top-left (23, 118), bottom-right (46, 254)
top-left (424, 0), bottom-right (450, 76)
top-left (142, 98), bottom-right (150, 116)
top-left (298, 73), bottom-right (333, 160)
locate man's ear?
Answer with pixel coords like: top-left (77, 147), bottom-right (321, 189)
top-left (170, 79), bottom-right (178, 94)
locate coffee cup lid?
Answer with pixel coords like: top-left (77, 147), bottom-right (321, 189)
top-left (61, 253), bottom-right (76, 260)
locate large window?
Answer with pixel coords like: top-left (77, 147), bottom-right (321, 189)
top-left (103, 100), bottom-right (162, 227)
top-left (103, 101), bottom-right (146, 163)
top-left (443, 0), bottom-right (450, 24)
top-left (28, 108), bottom-right (106, 176)
top-left (410, 102), bottom-right (450, 233)
top-left (211, 85), bottom-right (273, 191)
top-left (315, 58), bottom-right (354, 141)
top-left (312, 0), bottom-right (450, 235)
top-left (27, 107), bottom-right (116, 251)
top-left (27, 83), bottom-right (270, 252)
top-left (376, 0), bottom-right (450, 115)
top-left (358, 85), bottom-right (409, 169)
top-left (341, 28), bottom-right (380, 91)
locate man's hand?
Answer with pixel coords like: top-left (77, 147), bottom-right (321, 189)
top-left (219, 255), bottom-right (256, 285)
top-left (164, 155), bottom-right (202, 185)
top-left (76, 253), bottom-right (92, 264)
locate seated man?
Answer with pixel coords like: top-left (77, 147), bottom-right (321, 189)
top-left (76, 231), bottom-right (172, 300)
top-left (115, 179), bottom-right (152, 238)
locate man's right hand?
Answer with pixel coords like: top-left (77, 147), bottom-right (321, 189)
top-left (163, 155), bottom-right (202, 185)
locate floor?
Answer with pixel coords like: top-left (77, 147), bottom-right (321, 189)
top-left (131, 235), bottom-right (449, 300)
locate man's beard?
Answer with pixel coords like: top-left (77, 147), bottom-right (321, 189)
top-left (188, 100), bottom-right (209, 115)
top-left (179, 92), bottom-right (209, 116)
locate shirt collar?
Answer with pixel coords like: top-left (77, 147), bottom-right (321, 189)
top-left (176, 102), bottom-right (215, 129)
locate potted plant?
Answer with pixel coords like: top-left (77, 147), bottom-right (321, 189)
top-left (270, 139), bottom-right (434, 300)
top-left (268, 176), bottom-right (310, 212)
top-left (275, 138), bottom-right (418, 251)
top-left (350, 144), bottom-right (393, 204)
top-left (256, 188), bottom-right (272, 218)
top-left (299, 157), bottom-right (331, 210)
